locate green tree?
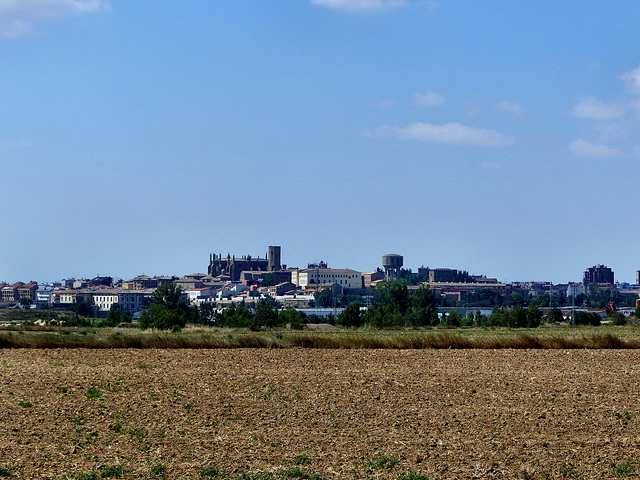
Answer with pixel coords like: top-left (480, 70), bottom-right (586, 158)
top-left (525, 305), bottom-right (542, 328)
top-left (531, 293), bottom-right (551, 308)
top-left (442, 309), bottom-right (463, 327)
top-left (139, 283), bottom-right (188, 330)
top-left (280, 307), bottom-right (307, 330)
top-left (140, 303), bottom-right (181, 330)
top-left (546, 307), bottom-right (563, 323)
top-left (254, 298), bottom-right (280, 328)
top-left (364, 280), bottom-right (409, 328)
top-left (409, 285), bottom-right (438, 326)
top-left (338, 302), bottom-right (361, 328)
top-left (104, 303), bottom-right (124, 327)
top-left (507, 306), bottom-right (527, 328)
top-left (463, 312), bottom-right (475, 327)
top-left (19, 297), bottom-right (33, 308)
top-left (313, 289), bottom-right (335, 308)
top-left (480, 307), bottom-right (508, 327)
top-left (198, 302), bottom-right (216, 324)
top-left (214, 303), bottom-right (254, 328)
top-left (151, 283), bottom-right (184, 312)
top-left (504, 293), bottom-right (526, 307)
top-left (608, 311), bottom-right (626, 326)
top-left (574, 311), bottom-right (601, 326)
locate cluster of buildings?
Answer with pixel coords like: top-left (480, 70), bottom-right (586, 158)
top-left (2, 248), bottom-right (638, 318)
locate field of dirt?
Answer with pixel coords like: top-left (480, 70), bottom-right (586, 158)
top-left (1, 349), bottom-right (640, 479)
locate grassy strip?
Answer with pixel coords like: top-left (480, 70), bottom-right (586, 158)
top-left (0, 330), bottom-right (639, 349)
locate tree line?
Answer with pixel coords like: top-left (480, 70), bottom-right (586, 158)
top-left (60, 281), bottom-right (635, 330)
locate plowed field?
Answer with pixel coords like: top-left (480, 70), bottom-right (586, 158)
top-left (1, 349), bottom-right (639, 479)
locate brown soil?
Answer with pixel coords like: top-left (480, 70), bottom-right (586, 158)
top-left (1, 349), bottom-right (639, 479)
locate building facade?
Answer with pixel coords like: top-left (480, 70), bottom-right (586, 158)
top-left (208, 246), bottom-right (282, 281)
top-left (583, 265), bottom-right (614, 285)
top-left (295, 268), bottom-right (362, 289)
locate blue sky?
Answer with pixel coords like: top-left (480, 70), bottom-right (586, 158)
top-left (2, 0), bottom-right (640, 284)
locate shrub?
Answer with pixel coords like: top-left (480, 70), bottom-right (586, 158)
top-left (574, 311), bottom-right (601, 326)
top-left (149, 463), bottom-right (166, 477)
top-left (398, 473), bottom-right (429, 480)
top-left (86, 387), bottom-right (101, 399)
top-left (281, 308), bottom-right (307, 330)
top-left (280, 467), bottom-right (307, 478)
top-left (611, 462), bottom-right (634, 477)
top-left (293, 454), bottom-right (313, 465)
top-left (366, 455), bottom-right (399, 470)
top-left (337, 302), bottom-right (361, 328)
top-left (100, 465), bottom-right (123, 478)
top-left (200, 466), bottom-right (220, 478)
top-left (609, 311), bottom-right (627, 326)
top-left (76, 474), bottom-right (98, 480)
top-left (546, 307), bottom-right (564, 323)
top-left (441, 310), bottom-right (462, 327)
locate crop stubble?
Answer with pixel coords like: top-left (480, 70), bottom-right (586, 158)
top-left (0, 349), bottom-right (639, 479)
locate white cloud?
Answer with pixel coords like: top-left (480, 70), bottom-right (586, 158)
top-left (569, 97), bottom-right (626, 120)
top-left (569, 139), bottom-right (621, 159)
top-left (420, 1), bottom-right (439, 14)
top-left (310, 0), bottom-right (408, 13)
top-left (496, 100), bottom-right (524, 116)
top-left (413, 91), bottom-right (446, 108)
top-left (594, 122), bottom-right (629, 143)
top-left (0, 0), bottom-right (109, 38)
top-left (388, 122), bottom-right (515, 147)
top-left (619, 67), bottom-right (640, 95)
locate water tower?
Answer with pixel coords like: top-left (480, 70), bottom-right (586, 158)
top-left (382, 254), bottom-right (403, 280)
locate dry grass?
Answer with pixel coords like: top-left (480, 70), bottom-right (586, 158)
top-left (1, 327), bottom-right (640, 349)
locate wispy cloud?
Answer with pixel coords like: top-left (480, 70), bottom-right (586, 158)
top-left (619, 66), bottom-right (640, 95)
top-left (594, 122), bottom-right (629, 143)
top-left (310, 0), bottom-right (409, 13)
top-left (569, 97), bottom-right (626, 120)
top-left (413, 91), bottom-right (446, 108)
top-left (0, 0), bottom-right (109, 38)
top-left (569, 139), bottom-right (621, 159)
top-left (495, 100), bottom-right (524, 116)
top-left (372, 122), bottom-right (515, 147)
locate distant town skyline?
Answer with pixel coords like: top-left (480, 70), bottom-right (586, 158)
top-left (3, 1), bottom-right (640, 285)
top-left (3, 248), bottom-right (638, 288)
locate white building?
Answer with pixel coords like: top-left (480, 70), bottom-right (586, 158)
top-left (295, 268), bottom-right (362, 289)
top-left (36, 285), bottom-right (54, 304)
top-left (92, 290), bottom-right (120, 312)
top-left (567, 283), bottom-right (586, 298)
top-left (186, 286), bottom-right (216, 303)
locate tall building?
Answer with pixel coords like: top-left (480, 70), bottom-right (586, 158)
top-left (208, 246), bottom-right (282, 281)
top-left (583, 264), bottom-right (614, 285)
top-left (268, 245), bottom-right (281, 272)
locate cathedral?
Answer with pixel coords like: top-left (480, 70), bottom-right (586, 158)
top-left (207, 246), bottom-right (281, 281)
